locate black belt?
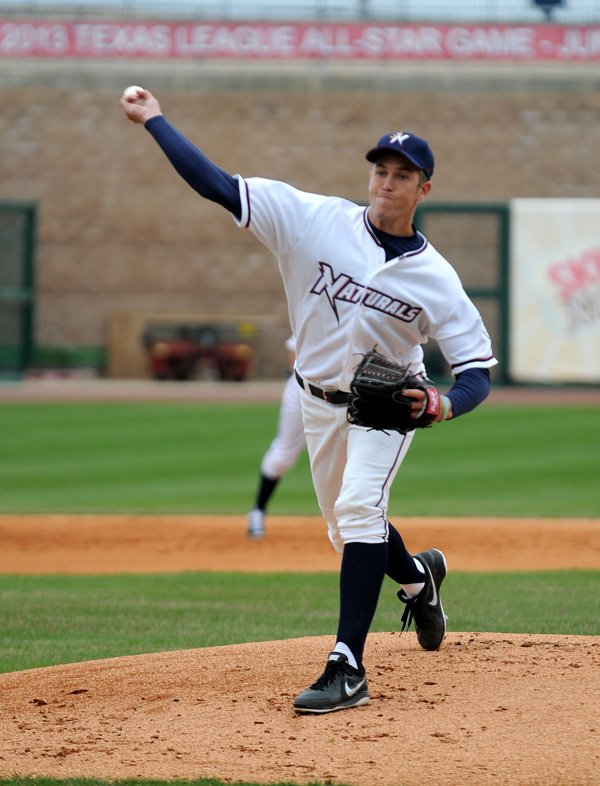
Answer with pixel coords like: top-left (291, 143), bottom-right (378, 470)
top-left (295, 369), bottom-right (349, 406)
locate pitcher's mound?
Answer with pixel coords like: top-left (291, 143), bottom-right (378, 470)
top-left (1, 631), bottom-right (598, 786)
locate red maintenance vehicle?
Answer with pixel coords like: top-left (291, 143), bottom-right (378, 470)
top-left (143, 323), bottom-right (254, 382)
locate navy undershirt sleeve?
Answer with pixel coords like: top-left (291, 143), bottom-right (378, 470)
top-left (446, 367), bottom-right (490, 418)
top-left (145, 115), bottom-right (242, 220)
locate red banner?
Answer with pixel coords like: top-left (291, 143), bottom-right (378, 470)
top-left (1, 20), bottom-right (599, 61)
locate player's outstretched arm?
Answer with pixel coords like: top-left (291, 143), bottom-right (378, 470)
top-left (118, 86), bottom-right (242, 218)
top-left (120, 86), bottom-right (163, 125)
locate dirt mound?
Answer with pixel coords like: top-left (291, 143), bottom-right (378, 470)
top-left (1, 632), bottom-right (598, 786)
top-left (0, 514), bottom-right (598, 786)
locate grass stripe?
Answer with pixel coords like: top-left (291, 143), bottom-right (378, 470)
top-left (1, 570), bottom-right (597, 674)
top-left (0, 402), bottom-right (598, 516)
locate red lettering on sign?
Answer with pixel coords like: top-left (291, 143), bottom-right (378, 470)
top-left (547, 248), bottom-right (600, 301)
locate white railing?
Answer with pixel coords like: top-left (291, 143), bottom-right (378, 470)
top-left (0, 1), bottom-right (598, 24)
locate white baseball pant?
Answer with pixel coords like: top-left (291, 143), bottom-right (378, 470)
top-left (299, 386), bottom-right (415, 553)
top-left (260, 373), bottom-right (306, 479)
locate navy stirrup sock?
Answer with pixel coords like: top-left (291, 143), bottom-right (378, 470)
top-left (386, 522), bottom-right (424, 585)
top-left (336, 541), bottom-right (388, 669)
top-left (254, 474), bottom-right (279, 511)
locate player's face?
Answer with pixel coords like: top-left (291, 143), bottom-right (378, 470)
top-left (367, 154), bottom-right (431, 235)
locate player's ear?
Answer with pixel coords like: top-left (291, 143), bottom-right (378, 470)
top-left (417, 179), bottom-right (432, 202)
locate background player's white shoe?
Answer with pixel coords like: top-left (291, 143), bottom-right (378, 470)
top-left (247, 509), bottom-right (265, 538)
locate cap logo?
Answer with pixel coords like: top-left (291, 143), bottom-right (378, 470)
top-left (389, 132), bottom-right (410, 146)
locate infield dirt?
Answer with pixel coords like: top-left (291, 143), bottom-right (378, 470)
top-left (0, 514), bottom-right (598, 786)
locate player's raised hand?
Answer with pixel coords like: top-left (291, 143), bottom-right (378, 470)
top-left (120, 86), bottom-right (162, 124)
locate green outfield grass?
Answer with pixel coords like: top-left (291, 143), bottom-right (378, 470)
top-left (0, 401), bottom-right (598, 516)
top-left (1, 570), bottom-right (597, 674)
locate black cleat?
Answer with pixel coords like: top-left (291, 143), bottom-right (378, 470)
top-left (293, 652), bottom-right (370, 714)
top-left (398, 548), bottom-right (448, 651)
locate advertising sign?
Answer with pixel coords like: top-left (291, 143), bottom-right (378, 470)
top-left (1, 20), bottom-right (599, 61)
top-left (510, 199), bottom-right (600, 383)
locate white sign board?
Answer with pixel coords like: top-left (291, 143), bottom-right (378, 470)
top-left (510, 199), bottom-right (600, 383)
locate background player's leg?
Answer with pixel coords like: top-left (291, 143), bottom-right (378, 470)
top-left (247, 475), bottom-right (280, 537)
top-left (252, 474), bottom-right (280, 511)
top-left (299, 393), bottom-right (348, 552)
top-left (260, 375), bottom-right (305, 481)
top-left (248, 375), bottom-right (305, 537)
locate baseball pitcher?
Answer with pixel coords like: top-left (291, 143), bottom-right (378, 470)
top-left (120, 88), bottom-right (497, 714)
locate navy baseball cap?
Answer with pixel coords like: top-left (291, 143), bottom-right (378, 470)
top-left (366, 131), bottom-right (435, 179)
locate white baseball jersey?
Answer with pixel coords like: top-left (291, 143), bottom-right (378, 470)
top-left (235, 176), bottom-right (497, 391)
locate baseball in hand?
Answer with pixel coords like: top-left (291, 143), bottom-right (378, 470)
top-left (122, 85), bottom-right (144, 101)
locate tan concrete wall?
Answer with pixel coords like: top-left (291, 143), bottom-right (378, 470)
top-left (1, 59), bottom-right (599, 377)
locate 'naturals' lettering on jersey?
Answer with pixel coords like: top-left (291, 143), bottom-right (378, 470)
top-left (311, 262), bottom-right (422, 324)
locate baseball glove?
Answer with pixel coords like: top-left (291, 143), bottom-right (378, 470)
top-left (347, 349), bottom-right (440, 433)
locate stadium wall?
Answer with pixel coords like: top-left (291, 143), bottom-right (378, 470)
top-left (1, 58), bottom-right (599, 378)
